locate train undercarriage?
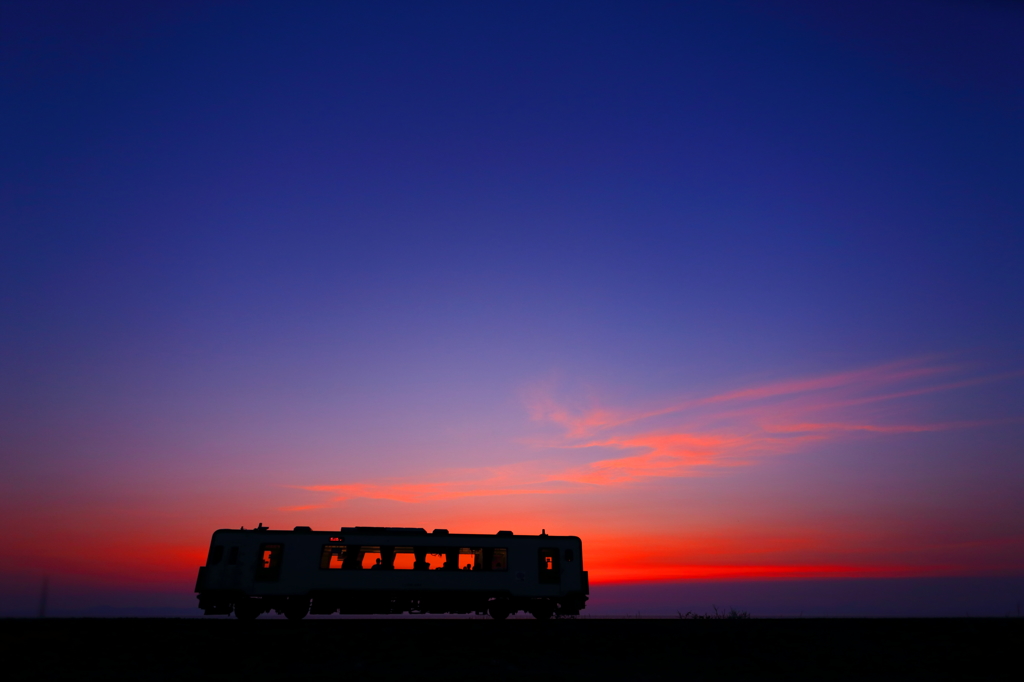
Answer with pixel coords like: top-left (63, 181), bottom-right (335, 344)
top-left (198, 589), bottom-right (587, 620)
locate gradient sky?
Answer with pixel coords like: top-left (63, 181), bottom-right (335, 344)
top-left (2, 0), bottom-right (1024, 615)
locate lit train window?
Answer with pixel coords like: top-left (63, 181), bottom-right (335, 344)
top-left (392, 547), bottom-right (416, 570)
top-left (538, 548), bottom-right (560, 584)
top-left (320, 544), bottom-right (346, 569)
top-left (255, 544), bottom-right (283, 582)
top-left (459, 548), bottom-right (481, 571)
top-left (361, 547), bottom-right (383, 569)
top-left (319, 545), bottom-right (507, 570)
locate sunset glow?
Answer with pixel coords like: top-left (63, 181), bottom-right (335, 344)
top-left (2, 0), bottom-right (1023, 616)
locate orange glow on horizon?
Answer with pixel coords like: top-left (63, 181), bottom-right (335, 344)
top-left (587, 564), bottom-right (960, 583)
top-left (6, 513), bottom-right (1021, 595)
top-left (5, 357), bottom-right (1020, 599)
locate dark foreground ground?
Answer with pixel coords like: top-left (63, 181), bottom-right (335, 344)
top-left (4, 617), bottom-right (1021, 680)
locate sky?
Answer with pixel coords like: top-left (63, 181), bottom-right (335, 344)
top-left (2, 0), bottom-right (1023, 616)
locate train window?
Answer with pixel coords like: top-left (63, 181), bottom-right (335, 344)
top-left (320, 544), bottom-right (347, 569)
top-left (388, 548), bottom-right (442, 570)
top-left (255, 544), bottom-right (283, 582)
top-left (362, 547), bottom-right (383, 569)
top-left (227, 547), bottom-right (239, 565)
top-left (207, 545), bottom-right (224, 566)
top-left (538, 548), bottom-right (560, 584)
top-left (460, 548), bottom-right (482, 571)
top-left (564, 549), bottom-right (574, 562)
top-left (392, 547), bottom-right (416, 570)
top-left (320, 545), bottom-right (507, 571)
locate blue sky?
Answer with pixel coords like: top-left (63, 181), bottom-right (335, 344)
top-left (2, 0), bottom-right (1023, 613)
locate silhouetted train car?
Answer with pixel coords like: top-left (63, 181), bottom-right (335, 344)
top-left (195, 525), bottom-right (588, 619)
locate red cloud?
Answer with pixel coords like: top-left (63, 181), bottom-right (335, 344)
top-left (295, 357), bottom-right (1003, 506)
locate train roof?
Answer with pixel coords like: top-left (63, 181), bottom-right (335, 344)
top-left (211, 525), bottom-right (578, 539)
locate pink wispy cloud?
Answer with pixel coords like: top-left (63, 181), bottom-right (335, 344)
top-left (528, 357), bottom-right (957, 439)
top-left (552, 433), bottom-right (764, 485)
top-left (294, 479), bottom-right (569, 505)
top-left (288, 461), bottom-right (579, 506)
top-left (292, 357), bottom-right (1004, 506)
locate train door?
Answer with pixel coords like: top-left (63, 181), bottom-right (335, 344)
top-left (538, 547), bottom-right (560, 584)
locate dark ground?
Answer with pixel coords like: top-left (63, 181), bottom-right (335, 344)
top-left (4, 618), bottom-right (1021, 680)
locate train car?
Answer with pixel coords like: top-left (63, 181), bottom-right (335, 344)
top-left (195, 525), bottom-right (588, 619)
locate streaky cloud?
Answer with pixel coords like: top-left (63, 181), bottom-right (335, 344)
top-left (294, 358), bottom-right (1001, 507)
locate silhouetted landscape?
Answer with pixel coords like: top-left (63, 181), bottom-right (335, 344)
top-left (5, 617), bottom-right (1021, 680)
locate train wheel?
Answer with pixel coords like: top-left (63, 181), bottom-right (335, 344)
top-left (488, 601), bottom-right (510, 620)
top-left (532, 606), bottom-right (553, 620)
top-left (234, 599), bottom-right (261, 620)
